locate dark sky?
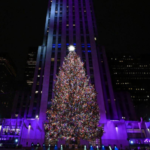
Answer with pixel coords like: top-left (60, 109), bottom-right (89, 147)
top-left (0, 0), bottom-right (149, 80)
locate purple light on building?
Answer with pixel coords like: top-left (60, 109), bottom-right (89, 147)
top-left (0, 0), bottom-right (150, 148)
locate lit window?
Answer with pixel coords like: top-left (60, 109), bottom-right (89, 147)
top-left (51, 58), bottom-right (55, 61)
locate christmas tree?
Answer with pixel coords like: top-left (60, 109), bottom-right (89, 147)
top-left (45, 46), bottom-right (103, 144)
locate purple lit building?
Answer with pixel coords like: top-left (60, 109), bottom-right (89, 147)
top-left (0, 0), bottom-right (150, 149)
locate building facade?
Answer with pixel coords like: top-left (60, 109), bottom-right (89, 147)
top-left (0, 53), bottom-right (16, 118)
top-left (1, 0), bottom-right (150, 149)
top-left (106, 52), bottom-right (150, 121)
top-left (25, 47), bottom-right (38, 88)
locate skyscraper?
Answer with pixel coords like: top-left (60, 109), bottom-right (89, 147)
top-left (106, 52), bottom-right (150, 121)
top-left (1, 0), bottom-right (150, 148)
top-left (0, 53), bottom-right (16, 118)
top-left (26, 0), bottom-right (118, 121)
top-left (25, 47), bottom-right (38, 88)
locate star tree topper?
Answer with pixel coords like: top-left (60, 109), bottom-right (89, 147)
top-left (68, 45), bottom-right (75, 52)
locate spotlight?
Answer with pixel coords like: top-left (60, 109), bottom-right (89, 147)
top-left (61, 145), bottom-right (63, 150)
top-left (28, 123), bottom-right (31, 128)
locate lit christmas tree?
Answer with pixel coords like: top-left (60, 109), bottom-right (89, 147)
top-left (45, 46), bottom-right (103, 144)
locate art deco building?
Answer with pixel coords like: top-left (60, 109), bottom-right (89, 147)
top-left (0, 0), bottom-right (150, 149)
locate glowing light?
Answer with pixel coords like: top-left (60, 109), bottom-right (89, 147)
top-left (109, 146), bottom-right (112, 150)
top-left (61, 145), bottom-right (63, 150)
top-left (130, 141), bottom-right (133, 144)
top-left (115, 125), bottom-right (118, 131)
top-left (144, 139), bottom-right (149, 143)
top-left (36, 115), bottom-right (39, 119)
top-left (84, 145), bottom-right (87, 150)
top-left (15, 139), bottom-right (18, 143)
top-left (114, 146), bottom-right (118, 150)
top-left (0, 125), bottom-right (2, 130)
top-left (28, 123), bottom-right (31, 129)
top-left (90, 145), bottom-right (94, 150)
top-left (102, 145), bottom-right (105, 150)
top-left (68, 45), bottom-right (75, 52)
top-left (54, 145), bottom-right (58, 150)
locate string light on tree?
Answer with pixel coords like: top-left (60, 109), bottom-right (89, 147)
top-left (45, 46), bottom-right (103, 144)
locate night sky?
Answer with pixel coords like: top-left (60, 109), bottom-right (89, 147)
top-left (0, 0), bottom-right (149, 80)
